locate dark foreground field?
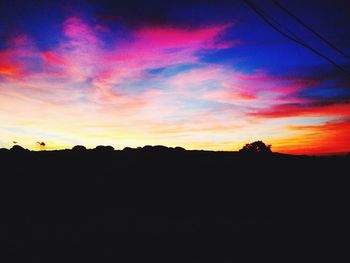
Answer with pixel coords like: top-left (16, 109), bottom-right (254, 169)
top-left (0, 147), bottom-right (348, 262)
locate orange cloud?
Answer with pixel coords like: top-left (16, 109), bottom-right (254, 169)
top-left (271, 120), bottom-right (350, 155)
top-left (249, 103), bottom-right (350, 118)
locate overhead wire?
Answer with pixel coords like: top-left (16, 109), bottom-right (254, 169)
top-left (271, 0), bottom-right (350, 61)
top-left (242, 0), bottom-right (350, 77)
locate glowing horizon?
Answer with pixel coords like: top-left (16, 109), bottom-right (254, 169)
top-left (1, 1), bottom-right (349, 155)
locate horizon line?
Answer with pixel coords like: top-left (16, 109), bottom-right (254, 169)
top-left (3, 144), bottom-right (349, 157)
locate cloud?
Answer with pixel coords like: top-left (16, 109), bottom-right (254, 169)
top-left (271, 119), bottom-right (350, 155)
top-left (0, 16), bottom-right (349, 154)
top-left (134, 23), bottom-right (233, 50)
top-left (248, 102), bottom-right (350, 118)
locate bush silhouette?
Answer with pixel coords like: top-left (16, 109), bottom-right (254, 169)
top-left (239, 141), bottom-right (272, 154)
top-left (94, 145), bottom-right (114, 152)
top-left (72, 145), bottom-right (87, 152)
top-left (10, 145), bottom-right (27, 152)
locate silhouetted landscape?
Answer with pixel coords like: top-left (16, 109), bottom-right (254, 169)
top-left (1, 144), bottom-right (348, 261)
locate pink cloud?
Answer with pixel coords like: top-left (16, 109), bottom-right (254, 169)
top-left (203, 89), bottom-right (256, 103)
top-left (0, 35), bottom-right (39, 79)
top-left (1, 17), bottom-right (235, 87)
top-left (42, 51), bottom-right (68, 66)
top-left (134, 23), bottom-right (233, 50)
top-left (63, 17), bottom-right (100, 44)
top-left (0, 51), bottom-right (22, 78)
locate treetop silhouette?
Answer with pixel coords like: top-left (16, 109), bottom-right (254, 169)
top-left (239, 140), bottom-right (272, 154)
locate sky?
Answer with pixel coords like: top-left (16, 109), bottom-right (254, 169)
top-left (0, 0), bottom-right (349, 154)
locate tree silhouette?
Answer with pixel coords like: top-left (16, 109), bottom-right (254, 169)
top-left (10, 145), bottom-right (27, 152)
top-left (239, 140), bottom-right (272, 154)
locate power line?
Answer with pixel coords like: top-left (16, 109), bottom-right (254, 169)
top-left (242, 0), bottom-right (350, 77)
top-left (252, 2), bottom-right (305, 44)
top-left (272, 0), bottom-right (350, 61)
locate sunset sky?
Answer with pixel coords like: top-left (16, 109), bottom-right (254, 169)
top-left (0, 0), bottom-right (349, 154)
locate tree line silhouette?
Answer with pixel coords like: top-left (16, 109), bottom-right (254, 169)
top-left (5, 140), bottom-right (274, 155)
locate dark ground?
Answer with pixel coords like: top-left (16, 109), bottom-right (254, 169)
top-left (0, 146), bottom-right (348, 262)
